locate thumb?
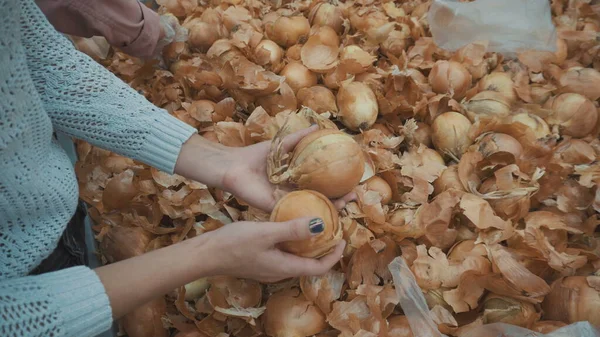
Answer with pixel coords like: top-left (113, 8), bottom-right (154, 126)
top-left (267, 217), bottom-right (326, 244)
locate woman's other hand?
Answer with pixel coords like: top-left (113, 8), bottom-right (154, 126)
top-left (175, 126), bottom-right (356, 212)
top-left (195, 217), bottom-right (346, 283)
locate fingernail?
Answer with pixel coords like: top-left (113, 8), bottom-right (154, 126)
top-left (308, 218), bottom-right (325, 235)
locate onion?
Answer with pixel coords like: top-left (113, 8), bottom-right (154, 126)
top-left (308, 1), bottom-right (345, 34)
top-left (263, 288), bottom-right (327, 337)
top-left (475, 132), bottom-right (523, 159)
top-left (429, 60), bottom-right (472, 99)
top-left (184, 278), bottom-right (210, 300)
top-left (270, 190), bottom-right (342, 258)
top-left (297, 86), bottom-right (338, 114)
top-left (301, 26), bottom-right (340, 73)
top-left (431, 112), bottom-right (473, 159)
top-left (559, 67), bottom-right (600, 101)
top-left (336, 81), bottom-right (379, 131)
top-left (364, 175), bottom-right (393, 204)
top-left (510, 112), bottom-right (552, 139)
top-left (183, 10), bottom-right (228, 52)
top-left (544, 93), bottom-right (598, 138)
top-left (381, 29), bottom-right (411, 57)
top-left (271, 129), bottom-right (365, 198)
top-left (100, 226), bottom-right (152, 263)
top-left (482, 294), bottom-right (540, 328)
top-left (102, 170), bottom-right (137, 210)
top-left (478, 72), bottom-right (517, 103)
top-left (433, 165), bottom-right (465, 195)
top-left (122, 298), bottom-right (168, 337)
top-left (254, 40), bottom-right (284, 71)
top-left (541, 276), bottom-right (600, 326)
top-left (464, 91), bottom-right (512, 122)
top-left (286, 44), bottom-right (303, 61)
top-left (447, 239), bottom-right (487, 261)
top-left (553, 138), bottom-right (596, 165)
top-left (280, 62), bottom-right (318, 93)
top-left (265, 15), bottom-right (311, 47)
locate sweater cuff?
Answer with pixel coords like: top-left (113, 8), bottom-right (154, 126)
top-left (42, 266), bottom-right (113, 337)
top-left (139, 111), bottom-right (197, 174)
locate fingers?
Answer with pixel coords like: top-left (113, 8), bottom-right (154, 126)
top-left (266, 216), bottom-right (323, 244)
top-left (281, 124), bottom-right (319, 153)
top-left (333, 191), bottom-right (358, 210)
top-left (281, 241), bottom-right (346, 277)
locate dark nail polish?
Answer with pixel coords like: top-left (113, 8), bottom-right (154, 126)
top-left (309, 218), bottom-right (325, 235)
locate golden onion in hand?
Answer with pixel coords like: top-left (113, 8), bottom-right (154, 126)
top-left (271, 129), bottom-right (365, 198)
top-left (270, 190), bottom-right (341, 258)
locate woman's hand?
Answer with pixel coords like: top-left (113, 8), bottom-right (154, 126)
top-left (175, 127), bottom-right (356, 212)
top-left (195, 217), bottom-right (346, 283)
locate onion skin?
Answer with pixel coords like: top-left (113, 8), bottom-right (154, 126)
top-left (431, 112), bottom-right (473, 159)
top-left (270, 190), bottom-right (341, 258)
top-left (482, 294), bottom-right (540, 328)
top-left (337, 81), bottom-right (379, 131)
top-left (365, 175), bottom-right (393, 204)
top-left (308, 1), bottom-right (345, 34)
top-left (510, 113), bottom-right (551, 139)
top-left (100, 226), bottom-right (152, 263)
top-left (288, 129), bottom-right (365, 198)
top-left (413, 122), bottom-right (433, 148)
top-left (280, 62), bottom-right (318, 93)
top-left (263, 288), bottom-right (328, 337)
top-left (255, 40), bottom-right (284, 71)
top-left (429, 60), bottom-right (472, 99)
top-left (544, 93), bottom-right (598, 138)
top-left (433, 165), bottom-right (464, 196)
top-left (542, 276), bottom-right (600, 326)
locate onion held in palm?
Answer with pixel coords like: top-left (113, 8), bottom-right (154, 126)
top-left (542, 276), bottom-right (600, 326)
top-left (544, 93), bottom-right (598, 138)
top-left (431, 112), bottom-right (473, 159)
top-left (336, 81), bottom-right (378, 131)
top-left (263, 287), bottom-right (328, 337)
top-left (269, 129), bottom-right (365, 199)
top-left (429, 60), bottom-right (472, 99)
top-left (270, 190), bottom-right (341, 258)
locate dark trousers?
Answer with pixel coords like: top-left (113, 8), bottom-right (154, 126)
top-left (29, 201), bottom-right (88, 275)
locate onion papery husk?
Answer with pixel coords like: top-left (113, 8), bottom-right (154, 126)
top-left (268, 127), bottom-right (365, 199)
top-left (254, 40), bottom-right (284, 72)
top-left (482, 294), bottom-right (540, 328)
top-left (551, 138), bottom-right (596, 166)
top-left (102, 169), bottom-right (138, 210)
top-left (433, 165), bottom-right (465, 196)
top-left (122, 297), bottom-right (168, 337)
top-left (341, 218), bottom-right (374, 259)
top-left (206, 276), bottom-right (262, 313)
top-left (339, 45), bottom-right (377, 75)
top-left (544, 93), bottom-right (599, 138)
top-left (300, 269), bottom-right (345, 315)
top-left (297, 85), bottom-right (338, 115)
top-left (542, 276), bottom-right (600, 326)
top-left (255, 82), bottom-right (298, 116)
top-left (327, 295), bottom-right (381, 336)
top-left (99, 225), bottom-right (153, 263)
top-left (300, 26), bottom-right (340, 73)
top-left (411, 244), bottom-right (491, 290)
top-left (346, 237), bottom-right (399, 289)
top-left (336, 80), bottom-right (379, 131)
top-left (263, 287), bottom-right (328, 337)
top-left (464, 91), bottom-right (512, 122)
top-left (364, 176), bottom-right (392, 205)
top-left (509, 112), bottom-right (553, 140)
top-left (270, 190), bottom-right (341, 258)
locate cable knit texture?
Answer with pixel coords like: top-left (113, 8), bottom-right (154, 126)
top-left (0, 0), bottom-right (196, 336)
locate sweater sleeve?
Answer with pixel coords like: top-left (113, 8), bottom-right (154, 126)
top-left (0, 267), bottom-right (112, 337)
top-left (35, 0), bottom-right (162, 59)
top-left (21, 0), bottom-right (196, 174)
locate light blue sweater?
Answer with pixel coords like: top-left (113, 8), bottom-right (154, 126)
top-left (0, 0), bottom-right (197, 335)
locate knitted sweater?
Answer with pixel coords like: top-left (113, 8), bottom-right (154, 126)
top-left (0, 0), bottom-right (197, 336)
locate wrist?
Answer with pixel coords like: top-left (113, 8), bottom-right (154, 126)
top-left (174, 133), bottom-right (233, 189)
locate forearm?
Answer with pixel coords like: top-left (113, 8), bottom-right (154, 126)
top-left (95, 233), bottom-right (215, 319)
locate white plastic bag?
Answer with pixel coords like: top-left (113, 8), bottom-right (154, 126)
top-left (388, 257), bottom-right (600, 337)
top-left (428, 0), bottom-right (557, 55)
